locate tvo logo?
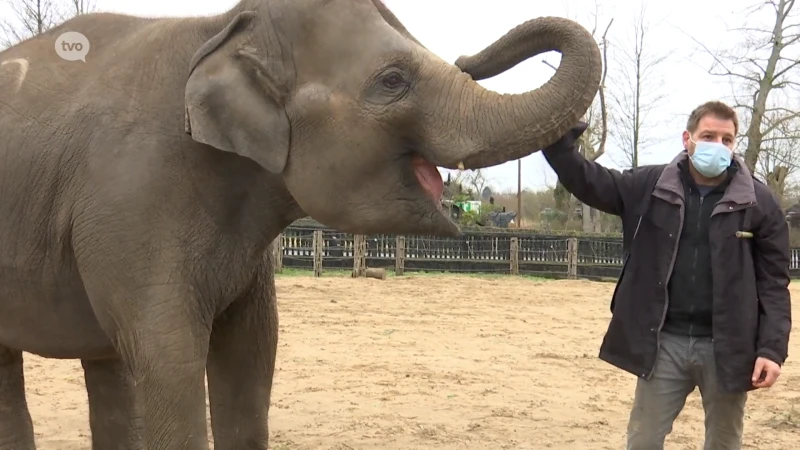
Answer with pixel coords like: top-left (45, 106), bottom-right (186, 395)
top-left (55, 31), bottom-right (90, 62)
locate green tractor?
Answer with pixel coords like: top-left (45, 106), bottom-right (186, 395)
top-left (441, 175), bottom-right (517, 228)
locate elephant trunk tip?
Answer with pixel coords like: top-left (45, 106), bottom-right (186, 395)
top-left (436, 15), bottom-right (602, 170)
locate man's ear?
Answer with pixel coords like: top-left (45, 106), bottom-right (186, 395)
top-left (184, 11), bottom-right (290, 174)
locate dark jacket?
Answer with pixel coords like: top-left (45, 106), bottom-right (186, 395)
top-left (543, 146), bottom-right (792, 393)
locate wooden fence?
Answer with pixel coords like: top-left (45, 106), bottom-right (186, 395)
top-left (273, 222), bottom-right (616, 280)
top-left (272, 221), bottom-right (800, 280)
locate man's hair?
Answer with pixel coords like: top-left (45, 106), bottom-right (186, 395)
top-left (686, 101), bottom-right (739, 135)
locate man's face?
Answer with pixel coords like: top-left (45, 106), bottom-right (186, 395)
top-left (682, 115), bottom-right (737, 156)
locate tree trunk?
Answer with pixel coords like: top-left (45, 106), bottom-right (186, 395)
top-left (581, 202), bottom-right (593, 232)
top-left (592, 207), bottom-right (603, 233)
top-left (766, 165), bottom-right (790, 204)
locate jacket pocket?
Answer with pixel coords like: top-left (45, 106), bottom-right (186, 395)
top-left (643, 201), bottom-right (679, 234)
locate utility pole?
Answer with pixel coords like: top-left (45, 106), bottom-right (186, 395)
top-left (517, 159), bottom-right (522, 227)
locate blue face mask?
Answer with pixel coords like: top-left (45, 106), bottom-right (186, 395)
top-left (688, 137), bottom-right (732, 178)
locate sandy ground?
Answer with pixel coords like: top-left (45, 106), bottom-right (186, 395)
top-left (22, 275), bottom-right (800, 449)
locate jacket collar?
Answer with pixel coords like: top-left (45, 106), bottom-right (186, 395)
top-left (653, 150), bottom-right (757, 206)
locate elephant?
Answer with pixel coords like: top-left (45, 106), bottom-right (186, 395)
top-left (0, 0), bottom-right (601, 448)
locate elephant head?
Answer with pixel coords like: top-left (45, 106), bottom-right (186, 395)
top-left (184, 0), bottom-right (602, 236)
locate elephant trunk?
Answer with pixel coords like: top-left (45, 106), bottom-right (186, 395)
top-left (428, 16), bottom-right (602, 170)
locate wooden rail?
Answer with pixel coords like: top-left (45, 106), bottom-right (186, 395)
top-left (272, 221), bottom-right (800, 279)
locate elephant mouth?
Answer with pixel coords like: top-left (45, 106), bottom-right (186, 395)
top-left (411, 155), bottom-right (444, 205)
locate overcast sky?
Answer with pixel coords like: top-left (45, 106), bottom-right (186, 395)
top-left (1, 0), bottom-right (784, 193)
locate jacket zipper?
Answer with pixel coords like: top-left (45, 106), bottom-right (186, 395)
top-left (688, 195), bottom-right (703, 335)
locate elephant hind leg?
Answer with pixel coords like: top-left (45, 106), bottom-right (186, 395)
top-left (0, 345), bottom-right (35, 450)
top-left (82, 357), bottom-right (144, 450)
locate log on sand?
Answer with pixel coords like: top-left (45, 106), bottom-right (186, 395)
top-left (364, 268), bottom-right (387, 280)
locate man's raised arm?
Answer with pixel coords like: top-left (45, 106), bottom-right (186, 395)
top-left (541, 122), bottom-right (636, 217)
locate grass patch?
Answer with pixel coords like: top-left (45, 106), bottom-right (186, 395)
top-left (275, 267), bottom-right (550, 281)
top-left (765, 404), bottom-right (800, 430)
top-left (274, 270), bottom-right (800, 284)
top-left (276, 268), bottom-right (352, 277)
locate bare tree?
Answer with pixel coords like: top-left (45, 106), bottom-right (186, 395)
top-left (575, 17), bottom-right (613, 232)
top-left (1, 0), bottom-right (59, 47)
top-left (544, 0), bottom-right (613, 232)
top-left (69, 0), bottom-right (94, 15)
top-left (754, 107), bottom-right (800, 201)
top-left (1, 0), bottom-right (96, 49)
top-left (607, 2), bottom-right (668, 169)
top-left (449, 169), bottom-right (490, 199)
top-left (691, 0), bottom-right (800, 200)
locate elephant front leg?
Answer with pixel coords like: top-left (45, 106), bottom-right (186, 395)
top-left (82, 357), bottom-right (144, 449)
top-left (0, 347), bottom-right (35, 450)
top-left (121, 321), bottom-right (210, 450)
top-left (87, 289), bottom-right (212, 450)
top-left (206, 284), bottom-right (278, 450)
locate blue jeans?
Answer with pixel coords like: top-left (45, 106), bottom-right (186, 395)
top-left (626, 332), bottom-right (748, 449)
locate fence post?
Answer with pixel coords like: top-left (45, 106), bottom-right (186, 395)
top-left (272, 233), bottom-right (283, 273)
top-left (567, 237), bottom-right (578, 279)
top-left (313, 230), bottom-right (323, 277)
top-left (395, 235), bottom-right (405, 275)
top-left (510, 237), bottom-right (519, 275)
top-left (352, 235), bottom-right (366, 277)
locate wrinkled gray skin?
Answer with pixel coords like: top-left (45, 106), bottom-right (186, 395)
top-left (0, 0), bottom-right (601, 448)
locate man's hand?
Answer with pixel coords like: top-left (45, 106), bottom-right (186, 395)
top-left (542, 122), bottom-right (588, 153)
top-left (752, 357), bottom-right (781, 388)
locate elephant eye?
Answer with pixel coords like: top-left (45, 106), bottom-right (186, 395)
top-left (382, 72), bottom-right (405, 89)
top-left (365, 67), bottom-right (411, 105)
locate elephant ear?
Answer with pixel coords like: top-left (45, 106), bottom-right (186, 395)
top-left (184, 11), bottom-right (290, 174)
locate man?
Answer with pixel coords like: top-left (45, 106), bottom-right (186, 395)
top-left (541, 100), bottom-right (792, 449)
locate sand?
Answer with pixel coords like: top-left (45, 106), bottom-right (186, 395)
top-left (22, 275), bottom-right (800, 449)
